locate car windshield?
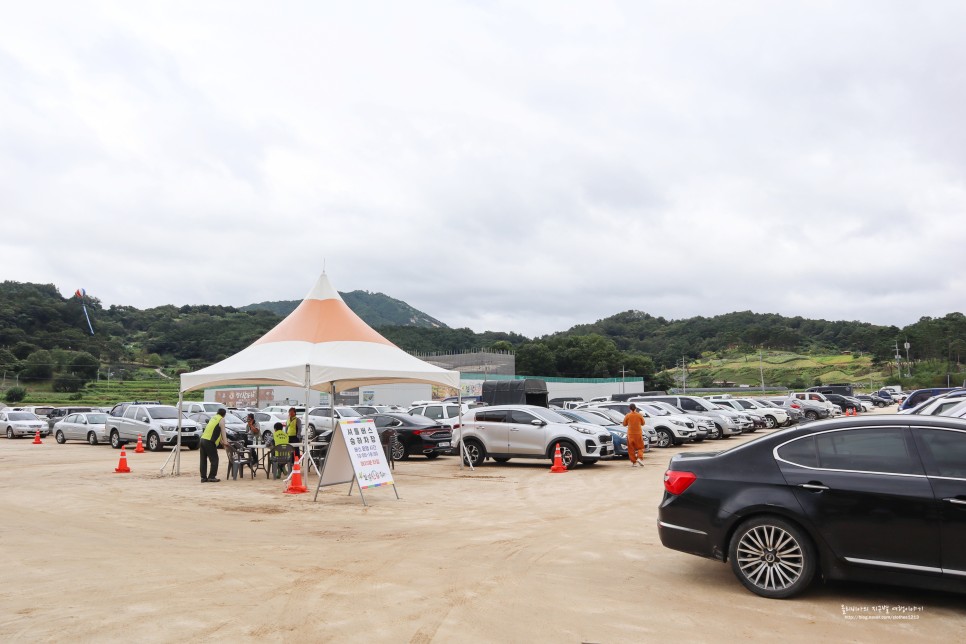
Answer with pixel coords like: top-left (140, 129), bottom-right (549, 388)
top-left (8, 412), bottom-right (37, 421)
top-left (640, 404), bottom-right (669, 416)
top-left (146, 406), bottom-right (179, 420)
top-left (531, 408), bottom-right (572, 423)
top-left (86, 413), bottom-right (107, 423)
top-left (564, 411), bottom-right (611, 426)
top-left (586, 408), bottom-right (623, 423)
top-left (336, 407), bottom-right (361, 417)
top-left (691, 399), bottom-right (718, 412)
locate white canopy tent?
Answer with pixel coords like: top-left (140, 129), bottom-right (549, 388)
top-left (165, 273), bottom-right (461, 476)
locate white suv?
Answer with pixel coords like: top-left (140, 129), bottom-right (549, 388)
top-left (456, 405), bottom-right (614, 470)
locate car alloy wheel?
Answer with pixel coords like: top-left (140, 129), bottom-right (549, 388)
top-left (87, 432), bottom-right (98, 445)
top-left (147, 432), bottom-right (162, 452)
top-left (764, 416), bottom-right (777, 429)
top-left (55, 430), bottom-right (66, 444)
top-left (110, 430), bottom-right (121, 449)
top-left (556, 441), bottom-right (579, 470)
top-left (656, 428), bottom-right (673, 448)
top-left (804, 410), bottom-right (818, 421)
top-left (390, 439), bottom-right (405, 461)
top-left (729, 517), bottom-right (815, 599)
top-left (461, 440), bottom-right (485, 467)
top-left (709, 424), bottom-right (722, 440)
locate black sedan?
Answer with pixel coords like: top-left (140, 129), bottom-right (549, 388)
top-left (658, 414), bottom-right (966, 598)
top-left (367, 413), bottom-right (453, 460)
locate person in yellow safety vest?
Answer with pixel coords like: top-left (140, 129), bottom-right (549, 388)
top-left (200, 408), bottom-right (227, 483)
top-left (286, 407), bottom-right (302, 457)
top-left (271, 422), bottom-right (291, 479)
top-left (272, 422), bottom-right (289, 450)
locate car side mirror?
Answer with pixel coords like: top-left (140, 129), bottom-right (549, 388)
top-left (140, 416), bottom-right (149, 423)
top-left (530, 419), bottom-right (546, 426)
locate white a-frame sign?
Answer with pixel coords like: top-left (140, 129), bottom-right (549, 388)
top-left (313, 418), bottom-right (399, 506)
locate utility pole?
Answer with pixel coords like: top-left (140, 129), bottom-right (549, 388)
top-left (679, 356), bottom-right (688, 393)
top-left (894, 341), bottom-right (902, 380)
top-left (759, 351), bottom-right (765, 392)
top-left (619, 365), bottom-right (629, 394)
top-left (904, 341), bottom-right (911, 377)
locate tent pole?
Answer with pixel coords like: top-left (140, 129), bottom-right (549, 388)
top-left (303, 365), bottom-right (310, 477)
top-left (457, 381), bottom-right (472, 471)
top-left (161, 392), bottom-right (184, 476)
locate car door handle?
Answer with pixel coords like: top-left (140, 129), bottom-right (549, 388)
top-left (799, 483), bottom-right (829, 491)
top-left (944, 498), bottom-right (966, 506)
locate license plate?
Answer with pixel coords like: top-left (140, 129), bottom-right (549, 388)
top-left (438, 442), bottom-right (451, 447)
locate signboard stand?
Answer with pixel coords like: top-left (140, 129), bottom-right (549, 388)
top-left (313, 419), bottom-right (398, 506)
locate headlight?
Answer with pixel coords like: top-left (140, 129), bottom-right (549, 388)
top-left (160, 425), bottom-right (177, 431)
top-left (670, 419), bottom-right (686, 427)
top-left (571, 425), bottom-right (596, 435)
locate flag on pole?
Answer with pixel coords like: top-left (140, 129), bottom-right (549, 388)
top-left (75, 288), bottom-right (94, 335)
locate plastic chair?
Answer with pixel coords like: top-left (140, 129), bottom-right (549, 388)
top-left (268, 444), bottom-right (295, 480)
top-left (226, 441), bottom-right (253, 480)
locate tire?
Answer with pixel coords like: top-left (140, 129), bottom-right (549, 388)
top-left (709, 424), bottom-right (723, 440)
top-left (55, 430), bottom-right (66, 444)
top-left (804, 410), bottom-right (819, 421)
top-left (764, 415), bottom-right (778, 429)
top-left (461, 439), bottom-right (485, 467)
top-left (147, 432), bottom-right (162, 452)
top-left (875, 401), bottom-right (886, 408)
top-left (391, 439), bottom-right (406, 461)
top-left (728, 516), bottom-right (816, 599)
top-left (87, 432), bottom-right (98, 446)
top-left (492, 457), bottom-right (511, 463)
top-left (110, 430), bottom-right (122, 449)
top-left (425, 452), bottom-right (440, 460)
top-left (553, 441), bottom-right (580, 470)
top-left (656, 428), bottom-right (673, 448)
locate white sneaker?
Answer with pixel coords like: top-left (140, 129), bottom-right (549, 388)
top-left (637, 458), bottom-right (645, 466)
top-left (630, 461), bottom-right (638, 467)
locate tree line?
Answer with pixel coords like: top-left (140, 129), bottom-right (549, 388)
top-left (2, 281), bottom-right (964, 389)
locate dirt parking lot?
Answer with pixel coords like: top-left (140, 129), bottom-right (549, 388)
top-left (1, 415), bottom-right (962, 642)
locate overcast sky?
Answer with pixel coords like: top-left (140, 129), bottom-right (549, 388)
top-left (3, 1), bottom-right (965, 338)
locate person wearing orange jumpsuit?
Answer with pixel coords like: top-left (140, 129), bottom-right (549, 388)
top-left (623, 403), bottom-right (646, 466)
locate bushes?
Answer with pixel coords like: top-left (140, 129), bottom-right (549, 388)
top-left (52, 374), bottom-right (84, 393)
top-left (4, 386), bottom-right (27, 403)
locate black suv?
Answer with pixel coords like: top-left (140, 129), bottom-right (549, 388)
top-left (822, 393), bottom-right (860, 413)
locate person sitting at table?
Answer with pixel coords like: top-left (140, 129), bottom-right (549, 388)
top-left (245, 414), bottom-right (260, 445)
top-left (272, 421), bottom-right (288, 450)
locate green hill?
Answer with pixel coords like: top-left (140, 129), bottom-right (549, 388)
top-left (241, 290), bottom-right (447, 329)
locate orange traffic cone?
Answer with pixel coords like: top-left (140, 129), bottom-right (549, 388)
top-left (32, 430), bottom-right (43, 444)
top-left (114, 447), bottom-right (131, 473)
top-left (134, 433), bottom-right (145, 453)
top-left (284, 457), bottom-right (308, 494)
top-left (549, 443), bottom-right (568, 474)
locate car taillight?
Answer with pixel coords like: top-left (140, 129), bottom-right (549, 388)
top-left (664, 470), bottom-right (696, 495)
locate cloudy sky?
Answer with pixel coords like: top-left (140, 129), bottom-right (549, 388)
top-left (3, 1), bottom-right (965, 338)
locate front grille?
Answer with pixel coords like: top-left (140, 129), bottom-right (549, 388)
top-left (599, 434), bottom-right (612, 444)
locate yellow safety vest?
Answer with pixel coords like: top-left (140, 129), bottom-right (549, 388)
top-left (202, 415), bottom-right (224, 446)
top-left (273, 429), bottom-right (289, 446)
top-left (287, 416), bottom-right (299, 438)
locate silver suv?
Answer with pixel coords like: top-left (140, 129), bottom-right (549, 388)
top-left (633, 395), bottom-right (746, 439)
top-left (456, 405), bottom-right (614, 470)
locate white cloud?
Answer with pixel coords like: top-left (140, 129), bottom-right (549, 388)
top-left (2, 1), bottom-right (965, 339)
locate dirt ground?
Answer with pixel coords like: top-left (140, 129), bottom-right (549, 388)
top-left (1, 415), bottom-right (963, 643)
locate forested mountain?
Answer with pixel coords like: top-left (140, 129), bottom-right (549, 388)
top-left (2, 281), bottom-right (963, 388)
top-left (241, 290), bottom-right (447, 328)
